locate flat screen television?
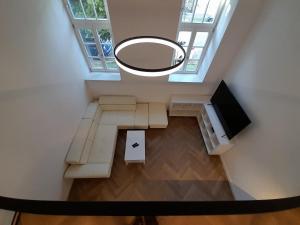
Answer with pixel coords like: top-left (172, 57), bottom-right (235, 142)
top-left (211, 80), bottom-right (251, 139)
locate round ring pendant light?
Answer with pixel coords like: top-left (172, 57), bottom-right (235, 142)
top-left (114, 36), bottom-right (186, 77)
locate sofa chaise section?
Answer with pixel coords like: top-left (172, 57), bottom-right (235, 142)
top-left (65, 125), bottom-right (118, 178)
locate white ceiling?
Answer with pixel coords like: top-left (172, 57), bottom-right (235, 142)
top-left (107, 0), bottom-right (182, 81)
top-left (104, 0), bottom-right (265, 86)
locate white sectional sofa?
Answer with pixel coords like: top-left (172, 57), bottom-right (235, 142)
top-left (64, 96), bottom-right (168, 178)
top-left (149, 103), bottom-right (168, 128)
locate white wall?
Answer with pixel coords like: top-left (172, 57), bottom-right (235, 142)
top-left (0, 0), bottom-right (90, 200)
top-left (221, 0), bottom-right (300, 200)
top-left (87, 0), bottom-right (264, 102)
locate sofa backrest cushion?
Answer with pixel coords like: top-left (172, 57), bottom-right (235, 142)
top-left (134, 103), bottom-right (149, 129)
top-left (79, 105), bottom-right (104, 164)
top-left (99, 96), bottom-right (136, 105)
top-left (100, 104), bottom-right (136, 111)
top-left (98, 96), bottom-right (136, 111)
top-left (65, 118), bottom-right (93, 164)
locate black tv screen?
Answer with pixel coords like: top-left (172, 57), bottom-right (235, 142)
top-left (211, 80), bottom-right (251, 139)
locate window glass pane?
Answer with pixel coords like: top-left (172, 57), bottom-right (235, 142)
top-left (95, 0), bottom-right (107, 19)
top-left (68, 0), bottom-right (84, 18)
top-left (85, 44), bottom-right (99, 57)
top-left (193, 0), bottom-right (209, 23)
top-left (79, 28), bottom-right (95, 43)
top-left (182, 0), bottom-right (196, 23)
top-left (189, 47), bottom-right (203, 60)
top-left (90, 57), bottom-right (103, 68)
top-left (177, 31), bottom-right (192, 47)
top-left (105, 59), bottom-right (118, 70)
top-left (81, 0), bottom-right (96, 18)
top-left (97, 29), bottom-right (113, 57)
top-left (186, 60), bottom-right (198, 72)
top-left (204, 0), bottom-right (221, 23)
top-left (193, 32), bottom-right (209, 47)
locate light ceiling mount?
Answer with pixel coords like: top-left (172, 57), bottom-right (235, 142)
top-left (114, 36), bottom-right (186, 77)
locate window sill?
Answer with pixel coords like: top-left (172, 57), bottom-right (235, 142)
top-left (168, 74), bottom-right (204, 83)
top-left (84, 72), bottom-right (121, 81)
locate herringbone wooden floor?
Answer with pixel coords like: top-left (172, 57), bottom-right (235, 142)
top-left (18, 208), bottom-right (300, 225)
top-left (68, 117), bottom-right (233, 201)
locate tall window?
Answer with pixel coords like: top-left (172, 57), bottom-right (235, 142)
top-left (63, 0), bottom-right (118, 72)
top-left (175, 0), bottom-right (225, 73)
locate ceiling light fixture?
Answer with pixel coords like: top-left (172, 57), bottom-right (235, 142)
top-left (114, 36), bottom-right (186, 77)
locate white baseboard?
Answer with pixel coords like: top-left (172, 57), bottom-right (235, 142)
top-left (220, 156), bottom-right (255, 200)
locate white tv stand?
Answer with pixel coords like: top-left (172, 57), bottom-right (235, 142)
top-left (169, 96), bottom-right (233, 155)
top-left (198, 103), bottom-right (233, 155)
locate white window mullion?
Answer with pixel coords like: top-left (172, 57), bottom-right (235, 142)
top-left (191, 0), bottom-right (199, 22)
top-left (103, 0), bottom-right (110, 19)
top-left (171, 0), bottom-right (185, 68)
top-left (201, 0), bottom-right (211, 23)
top-left (183, 30), bottom-right (197, 71)
top-left (181, 23), bottom-right (213, 32)
top-left (211, 0), bottom-right (227, 29)
top-left (91, 0), bottom-right (98, 19)
top-left (195, 31), bottom-right (212, 73)
top-left (92, 28), bottom-right (107, 70)
top-left (63, 0), bottom-right (73, 20)
top-left (72, 19), bottom-right (110, 28)
top-left (74, 28), bottom-right (94, 71)
top-left (79, 0), bottom-right (87, 18)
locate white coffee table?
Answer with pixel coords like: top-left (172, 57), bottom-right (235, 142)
top-left (125, 130), bottom-right (145, 165)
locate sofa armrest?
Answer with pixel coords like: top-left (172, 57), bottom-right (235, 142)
top-left (64, 164), bottom-right (111, 178)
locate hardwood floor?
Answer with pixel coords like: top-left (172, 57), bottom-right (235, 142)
top-left (69, 117), bottom-right (233, 201)
top-left (18, 208), bottom-right (300, 225)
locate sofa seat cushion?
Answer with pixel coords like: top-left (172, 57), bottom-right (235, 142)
top-left (100, 111), bottom-right (135, 128)
top-left (134, 104), bottom-right (149, 129)
top-left (99, 96), bottom-right (136, 111)
top-left (88, 124), bottom-right (118, 164)
top-left (64, 163), bottom-right (111, 178)
top-left (65, 118), bottom-right (93, 164)
top-left (149, 103), bottom-right (168, 128)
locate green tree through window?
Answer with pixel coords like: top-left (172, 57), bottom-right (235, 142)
top-left (95, 0), bottom-right (107, 18)
top-left (69, 0), bottom-right (106, 19)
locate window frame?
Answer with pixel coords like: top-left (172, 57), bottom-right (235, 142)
top-left (63, 0), bottom-right (118, 73)
top-left (175, 0), bottom-right (226, 74)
